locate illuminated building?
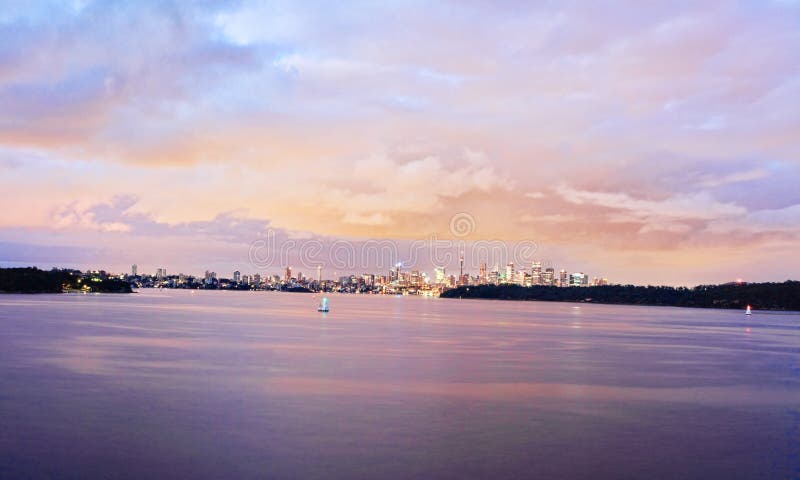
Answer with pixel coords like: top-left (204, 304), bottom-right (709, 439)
top-left (531, 261), bottom-right (542, 285)
top-left (233, 271), bottom-right (241, 283)
top-left (285, 267), bottom-right (292, 283)
top-left (505, 262), bottom-right (515, 284)
top-left (569, 272), bottom-right (588, 287)
top-left (543, 267), bottom-right (555, 286)
top-left (559, 269), bottom-right (568, 287)
top-left (435, 267), bottom-right (446, 285)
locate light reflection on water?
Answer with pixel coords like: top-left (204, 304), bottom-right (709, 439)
top-left (0, 290), bottom-right (798, 479)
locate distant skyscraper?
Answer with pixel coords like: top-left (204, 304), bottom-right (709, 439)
top-left (435, 267), bottom-right (446, 285)
top-left (505, 262), bottom-right (515, 284)
top-left (559, 269), bottom-right (568, 287)
top-left (479, 263), bottom-right (487, 284)
top-left (285, 266), bottom-right (292, 283)
top-left (459, 252), bottom-right (464, 279)
top-left (543, 267), bottom-right (555, 286)
top-left (362, 273), bottom-right (375, 287)
top-left (204, 270), bottom-right (215, 283)
top-left (156, 268), bottom-right (166, 280)
top-left (317, 265), bottom-right (322, 283)
top-left (531, 261), bottom-right (542, 285)
top-left (569, 272), bottom-right (588, 287)
top-left (131, 264), bottom-right (137, 276)
top-left (388, 264), bottom-right (402, 283)
top-left (489, 267), bottom-right (499, 285)
top-left (233, 270), bottom-right (241, 283)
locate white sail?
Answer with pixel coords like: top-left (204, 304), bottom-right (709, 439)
top-left (318, 297), bottom-right (329, 312)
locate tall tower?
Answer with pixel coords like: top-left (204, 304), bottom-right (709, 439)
top-left (317, 265), bottom-right (322, 283)
top-left (459, 251), bottom-right (464, 278)
top-left (285, 266), bottom-right (292, 283)
top-left (131, 264), bottom-right (137, 277)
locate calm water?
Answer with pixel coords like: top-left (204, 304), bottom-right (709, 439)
top-left (0, 290), bottom-right (798, 479)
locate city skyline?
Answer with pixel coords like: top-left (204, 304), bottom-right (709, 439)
top-left (1, 1), bottom-right (799, 285)
top-left (65, 259), bottom-right (608, 296)
top-left (127, 261), bottom-right (608, 289)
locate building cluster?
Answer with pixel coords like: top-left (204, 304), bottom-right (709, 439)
top-left (445, 260), bottom-right (611, 289)
top-left (125, 261), bottom-right (609, 296)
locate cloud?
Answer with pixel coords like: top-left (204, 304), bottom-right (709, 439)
top-left (520, 214), bottom-right (578, 224)
top-left (696, 168), bottom-right (769, 188)
top-left (524, 192), bottom-right (545, 199)
top-left (554, 184), bottom-right (747, 234)
top-left (51, 195), bottom-right (276, 243)
top-left (0, 1), bottom-right (260, 154)
top-left (323, 149), bottom-right (513, 223)
top-left (707, 203), bottom-right (800, 236)
top-left (342, 212), bottom-right (393, 226)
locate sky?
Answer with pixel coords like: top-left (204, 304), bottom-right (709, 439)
top-left (0, 0), bottom-right (799, 285)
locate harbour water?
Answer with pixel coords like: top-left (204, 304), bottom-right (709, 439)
top-left (0, 290), bottom-right (798, 479)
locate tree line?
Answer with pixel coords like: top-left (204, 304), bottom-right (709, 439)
top-left (0, 267), bottom-right (132, 293)
top-left (440, 282), bottom-right (800, 310)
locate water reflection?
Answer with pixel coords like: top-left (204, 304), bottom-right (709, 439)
top-left (0, 291), bottom-right (798, 479)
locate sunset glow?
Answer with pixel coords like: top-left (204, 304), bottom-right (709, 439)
top-left (1, 1), bottom-right (799, 284)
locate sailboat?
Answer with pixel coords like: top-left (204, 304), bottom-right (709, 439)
top-left (745, 305), bottom-right (752, 315)
top-left (317, 297), bottom-right (330, 312)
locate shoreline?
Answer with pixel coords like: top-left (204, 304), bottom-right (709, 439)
top-left (440, 295), bottom-right (800, 313)
top-left (4, 288), bottom-right (800, 314)
top-left (440, 283), bottom-right (800, 312)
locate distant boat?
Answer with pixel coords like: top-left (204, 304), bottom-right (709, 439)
top-left (317, 297), bottom-right (329, 312)
top-left (746, 305), bottom-right (752, 315)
